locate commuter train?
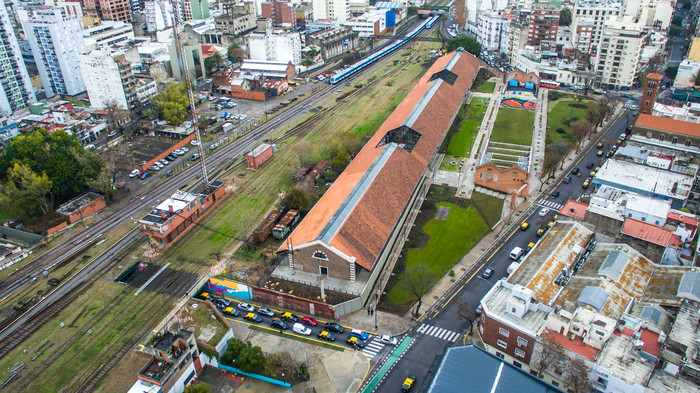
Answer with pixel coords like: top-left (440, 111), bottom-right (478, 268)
top-left (329, 16), bottom-right (440, 85)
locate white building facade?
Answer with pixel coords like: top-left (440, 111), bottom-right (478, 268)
top-left (571, 0), bottom-right (622, 56)
top-left (82, 21), bottom-right (135, 51)
top-left (19, 7), bottom-right (86, 97)
top-left (313, 0), bottom-right (350, 23)
top-left (247, 31), bottom-right (302, 64)
top-left (79, 50), bottom-right (128, 110)
top-left (595, 20), bottom-right (645, 90)
top-left (476, 10), bottom-right (511, 52)
top-left (0, 6), bottom-right (35, 115)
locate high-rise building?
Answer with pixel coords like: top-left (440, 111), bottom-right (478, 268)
top-left (527, 4), bottom-right (559, 48)
top-left (261, 0), bottom-right (296, 28)
top-left (19, 6), bottom-right (86, 98)
top-left (312, 0), bottom-right (350, 23)
top-left (182, 0), bottom-right (209, 20)
top-left (594, 20), bottom-right (645, 90)
top-left (0, 5), bottom-right (35, 115)
top-left (79, 50), bottom-right (135, 110)
top-left (82, 0), bottom-right (133, 22)
top-left (571, 0), bottom-right (622, 57)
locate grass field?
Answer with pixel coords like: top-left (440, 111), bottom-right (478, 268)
top-left (490, 107), bottom-right (535, 146)
top-left (439, 155), bottom-right (462, 172)
top-left (382, 188), bottom-right (501, 308)
top-left (546, 100), bottom-right (592, 145)
top-left (476, 82), bottom-right (496, 93)
top-left (446, 98), bottom-right (489, 157)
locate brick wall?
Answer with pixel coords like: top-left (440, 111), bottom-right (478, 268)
top-left (251, 285), bottom-right (336, 319)
top-left (475, 163), bottom-right (530, 197)
top-left (66, 196), bottom-right (106, 224)
top-left (292, 244), bottom-right (352, 281)
top-left (480, 312), bottom-right (536, 365)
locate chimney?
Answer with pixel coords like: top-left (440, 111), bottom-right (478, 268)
top-left (169, 205), bottom-right (174, 213)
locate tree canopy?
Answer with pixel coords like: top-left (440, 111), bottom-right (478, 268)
top-left (0, 129), bottom-right (102, 214)
top-left (227, 44), bottom-right (246, 63)
top-left (149, 81), bottom-right (191, 126)
top-left (446, 36), bottom-right (481, 56)
top-left (559, 9), bottom-right (572, 26)
top-left (184, 384), bottom-right (210, 393)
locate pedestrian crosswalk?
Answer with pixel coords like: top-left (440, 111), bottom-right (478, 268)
top-left (537, 199), bottom-right (562, 210)
top-left (416, 324), bottom-right (461, 342)
top-left (361, 338), bottom-right (386, 360)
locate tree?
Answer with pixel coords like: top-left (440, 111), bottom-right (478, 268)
top-left (456, 299), bottom-right (475, 334)
top-left (563, 358), bottom-right (590, 393)
top-left (0, 129), bottom-right (102, 206)
top-left (531, 336), bottom-right (566, 377)
top-left (0, 163), bottom-right (52, 219)
top-left (596, 98), bottom-right (614, 126)
top-left (235, 344), bottom-right (266, 373)
top-left (399, 265), bottom-right (437, 317)
top-left (446, 36), bottom-right (481, 56)
top-left (695, 71), bottom-right (700, 86)
top-left (669, 26), bottom-right (682, 37)
top-left (184, 384), bottom-right (210, 393)
top-left (329, 142), bottom-right (351, 172)
top-left (584, 107), bottom-right (600, 126)
top-left (665, 65), bottom-right (679, 79)
top-left (646, 54), bottom-right (665, 74)
top-left (220, 338), bottom-right (247, 366)
top-left (282, 188), bottom-right (315, 214)
top-left (570, 120), bottom-right (594, 152)
top-left (149, 81), bottom-right (191, 126)
top-left (672, 15), bottom-right (682, 27)
top-left (227, 43), bottom-right (245, 63)
top-left (559, 9), bottom-right (572, 26)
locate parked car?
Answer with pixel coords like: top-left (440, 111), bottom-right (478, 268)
top-left (240, 114), bottom-right (247, 120)
top-left (520, 222), bottom-right (529, 231)
top-left (223, 307), bottom-right (240, 317)
top-left (244, 313), bottom-right (262, 323)
top-left (209, 143), bottom-right (218, 150)
top-left (379, 335), bottom-right (398, 346)
top-left (281, 312), bottom-right (299, 323)
top-left (160, 159), bottom-right (169, 165)
top-left (482, 268), bottom-right (494, 279)
top-left (318, 331), bottom-right (336, 341)
top-left (347, 336), bottom-right (366, 348)
top-left (149, 165), bottom-right (160, 171)
top-left (191, 153), bottom-right (201, 161)
top-left (539, 208), bottom-right (550, 216)
top-left (325, 322), bottom-right (344, 334)
top-left (129, 169), bottom-right (140, 178)
top-left (258, 308), bottom-right (275, 318)
top-left (350, 329), bottom-right (370, 341)
top-left (563, 176), bottom-right (571, 184)
top-left (550, 191), bottom-right (560, 198)
top-left (402, 376), bottom-right (416, 392)
top-left (107, 131), bottom-right (117, 137)
top-left (180, 147), bottom-right (189, 153)
top-left (140, 172), bottom-right (152, 180)
top-left (270, 318), bottom-right (288, 330)
top-left (220, 112), bottom-right (228, 119)
top-left (191, 140), bottom-right (200, 146)
top-left (238, 302), bottom-right (256, 312)
top-left (301, 316), bottom-right (317, 326)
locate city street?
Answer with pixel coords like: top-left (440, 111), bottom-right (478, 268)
top-left (371, 107), bottom-right (634, 392)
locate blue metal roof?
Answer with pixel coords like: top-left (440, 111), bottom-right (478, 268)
top-left (427, 346), bottom-right (564, 393)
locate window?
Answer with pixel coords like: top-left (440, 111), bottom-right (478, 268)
top-left (517, 337), bottom-right (528, 346)
top-left (496, 352), bottom-right (505, 359)
top-left (515, 348), bottom-right (525, 358)
top-left (595, 330), bottom-right (605, 336)
top-left (642, 217), bottom-right (646, 222)
top-left (672, 137), bottom-right (678, 144)
top-left (659, 134), bottom-right (665, 141)
top-left (313, 251), bottom-right (328, 260)
top-left (320, 266), bottom-right (328, 275)
top-left (497, 339), bottom-right (507, 349)
top-left (480, 173), bottom-right (484, 179)
top-left (685, 140), bottom-right (692, 147)
top-left (499, 328), bottom-right (510, 337)
top-left (552, 381), bottom-right (560, 387)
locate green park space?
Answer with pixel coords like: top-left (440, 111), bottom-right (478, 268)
top-left (476, 82), bottom-right (496, 93)
top-left (490, 107), bottom-right (535, 146)
top-left (546, 100), bottom-right (593, 145)
top-left (381, 187), bottom-right (502, 312)
top-left (445, 98), bottom-right (490, 157)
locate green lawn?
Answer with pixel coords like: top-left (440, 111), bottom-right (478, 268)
top-left (546, 100), bottom-right (591, 145)
top-left (476, 82), bottom-right (496, 93)
top-left (440, 155), bottom-right (462, 172)
top-left (446, 98), bottom-right (489, 156)
top-left (386, 190), bottom-right (502, 306)
top-left (490, 107), bottom-right (535, 145)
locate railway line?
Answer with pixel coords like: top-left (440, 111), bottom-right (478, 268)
top-left (0, 16), bottom-right (442, 391)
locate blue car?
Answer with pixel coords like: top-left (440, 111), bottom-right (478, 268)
top-left (140, 172), bottom-right (151, 180)
top-left (220, 112), bottom-right (228, 119)
top-left (350, 329), bottom-right (370, 341)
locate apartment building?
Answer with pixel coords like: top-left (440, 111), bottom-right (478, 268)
top-left (0, 5), bottom-right (35, 116)
top-left (247, 30), bottom-right (302, 64)
top-left (82, 0), bottom-right (132, 22)
top-left (527, 3), bottom-right (559, 49)
top-left (312, 0), bottom-right (350, 23)
top-left (79, 50), bottom-right (135, 110)
top-left (19, 6), bottom-right (86, 98)
top-left (181, 0), bottom-right (209, 20)
top-left (214, 1), bottom-right (256, 35)
top-left (477, 10), bottom-right (513, 52)
top-left (594, 19), bottom-right (645, 90)
top-left (572, 0), bottom-right (622, 57)
top-left (82, 21), bottom-right (135, 51)
top-left (262, 0), bottom-right (297, 28)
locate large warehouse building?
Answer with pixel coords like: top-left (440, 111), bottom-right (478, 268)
top-left (275, 48), bottom-right (480, 311)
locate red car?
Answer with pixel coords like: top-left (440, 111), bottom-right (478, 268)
top-left (301, 316), bottom-right (317, 326)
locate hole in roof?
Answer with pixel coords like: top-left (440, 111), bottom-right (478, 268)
top-left (377, 125), bottom-right (421, 153)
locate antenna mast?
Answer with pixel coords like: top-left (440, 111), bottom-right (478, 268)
top-left (168, 0), bottom-right (210, 190)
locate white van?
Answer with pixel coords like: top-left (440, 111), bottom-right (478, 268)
top-left (293, 323), bottom-right (312, 336)
top-left (510, 247), bottom-right (524, 260)
top-left (507, 262), bottom-right (521, 275)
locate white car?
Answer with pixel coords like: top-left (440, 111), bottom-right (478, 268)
top-left (240, 114), bottom-right (247, 120)
top-left (180, 147), bottom-right (189, 153)
top-left (129, 169), bottom-right (140, 178)
top-left (155, 162), bottom-right (164, 169)
top-left (149, 165), bottom-right (160, 171)
top-left (191, 140), bottom-right (200, 146)
top-left (539, 208), bottom-right (550, 216)
top-left (238, 302), bottom-right (256, 312)
top-left (379, 335), bottom-right (398, 346)
top-left (160, 159), bottom-right (169, 165)
top-left (107, 131), bottom-right (117, 137)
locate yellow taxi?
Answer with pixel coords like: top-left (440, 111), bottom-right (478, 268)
top-left (520, 222), bottom-right (530, 231)
top-left (244, 312), bottom-right (262, 323)
top-left (317, 330), bottom-right (336, 341)
top-left (596, 150), bottom-right (603, 157)
top-left (402, 376), bottom-right (416, 392)
top-left (347, 336), bottom-right (366, 348)
top-left (582, 180), bottom-right (590, 189)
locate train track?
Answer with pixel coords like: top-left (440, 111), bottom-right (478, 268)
top-left (0, 19), bottom-right (441, 391)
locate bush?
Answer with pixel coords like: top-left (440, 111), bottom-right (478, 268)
top-left (562, 117), bottom-right (579, 126)
top-left (549, 91), bottom-right (562, 101)
top-left (556, 128), bottom-right (566, 134)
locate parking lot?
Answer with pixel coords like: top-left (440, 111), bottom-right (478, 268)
top-left (199, 292), bottom-right (399, 362)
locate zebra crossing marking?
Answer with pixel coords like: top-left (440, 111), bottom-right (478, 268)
top-left (416, 324), bottom-right (461, 342)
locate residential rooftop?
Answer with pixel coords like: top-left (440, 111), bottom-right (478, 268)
top-left (509, 222), bottom-right (593, 306)
top-left (593, 159), bottom-right (692, 201)
top-left (621, 218), bottom-right (673, 247)
top-left (481, 281), bottom-right (551, 336)
top-left (596, 329), bottom-right (656, 389)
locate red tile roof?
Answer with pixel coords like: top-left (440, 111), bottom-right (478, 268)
top-left (634, 114), bottom-right (700, 138)
top-left (621, 218), bottom-right (672, 246)
top-left (278, 50), bottom-right (480, 270)
top-left (541, 330), bottom-right (600, 361)
top-left (667, 211), bottom-right (700, 229)
top-left (202, 45), bottom-right (218, 58)
top-left (559, 200), bottom-right (587, 221)
top-left (639, 328), bottom-right (662, 357)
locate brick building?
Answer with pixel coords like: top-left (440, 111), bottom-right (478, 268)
top-left (276, 49), bottom-right (480, 307)
top-left (640, 73), bottom-right (662, 114)
top-left (56, 192), bottom-right (107, 224)
top-left (82, 0), bottom-right (132, 22)
top-left (527, 5), bottom-right (559, 48)
top-left (474, 163), bottom-right (530, 197)
top-left (261, 0), bottom-right (296, 28)
top-left (246, 143), bottom-right (273, 169)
